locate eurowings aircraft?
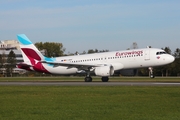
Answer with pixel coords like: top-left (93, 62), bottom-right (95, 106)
top-left (16, 34), bottom-right (175, 82)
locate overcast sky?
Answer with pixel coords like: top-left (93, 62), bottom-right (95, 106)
top-left (0, 0), bottom-right (180, 53)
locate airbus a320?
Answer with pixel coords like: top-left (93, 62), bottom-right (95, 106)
top-left (16, 34), bottom-right (175, 82)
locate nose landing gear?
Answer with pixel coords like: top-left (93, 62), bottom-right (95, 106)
top-left (149, 67), bottom-right (155, 78)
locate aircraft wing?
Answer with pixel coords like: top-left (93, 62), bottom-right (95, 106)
top-left (41, 61), bottom-right (105, 69)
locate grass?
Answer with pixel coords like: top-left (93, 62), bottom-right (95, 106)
top-left (0, 86), bottom-right (180, 120)
top-left (0, 76), bottom-right (180, 82)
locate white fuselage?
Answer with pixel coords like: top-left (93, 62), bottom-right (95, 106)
top-left (40, 48), bottom-right (174, 75)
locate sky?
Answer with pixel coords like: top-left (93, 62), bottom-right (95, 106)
top-left (0, 0), bottom-right (180, 53)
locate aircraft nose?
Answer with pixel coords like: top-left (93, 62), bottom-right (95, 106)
top-left (168, 55), bottom-right (175, 63)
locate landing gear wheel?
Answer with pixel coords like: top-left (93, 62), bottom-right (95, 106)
top-left (84, 77), bottom-right (92, 82)
top-left (84, 70), bottom-right (92, 82)
top-left (150, 74), bottom-right (155, 78)
top-left (101, 77), bottom-right (109, 82)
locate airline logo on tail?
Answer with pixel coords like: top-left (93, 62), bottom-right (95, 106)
top-left (17, 34), bottom-right (55, 73)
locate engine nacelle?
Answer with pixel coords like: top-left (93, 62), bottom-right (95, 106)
top-left (94, 66), bottom-right (114, 76)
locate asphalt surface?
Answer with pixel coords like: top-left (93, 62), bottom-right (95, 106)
top-left (0, 81), bottom-right (180, 86)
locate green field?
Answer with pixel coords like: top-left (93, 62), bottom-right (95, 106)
top-left (0, 86), bottom-right (180, 120)
top-left (0, 76), bottom-right (180, 82)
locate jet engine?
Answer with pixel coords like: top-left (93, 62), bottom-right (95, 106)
top-left (94, 65), bottom-right (114, 76)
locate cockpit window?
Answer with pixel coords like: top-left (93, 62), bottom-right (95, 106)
top-left (156, 51), bottom-right (167, 55)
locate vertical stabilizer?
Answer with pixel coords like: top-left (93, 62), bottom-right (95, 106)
top-left (17, 34), bottom-right (44, 65)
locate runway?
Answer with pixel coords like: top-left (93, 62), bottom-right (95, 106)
top-left (0, 81), bottom-right (180, 86)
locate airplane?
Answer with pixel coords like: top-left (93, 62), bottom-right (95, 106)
top-left (16, 34), bottom-right (175, 82)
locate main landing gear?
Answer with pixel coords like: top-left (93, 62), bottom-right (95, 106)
top-left (101, 77), bottom-right (109, 82)
top-left (84, 76), bottom-right (109, 82)
top-left (84, 71), bottom-right (92, 82)
top-left (149, 67), bottom-right (155, 78)
top-left (84, 72), bottom-right (109, 82)
top-left (84, 76), bottom-right (92, 82)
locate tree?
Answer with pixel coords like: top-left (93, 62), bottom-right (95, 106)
top-left (171, 48), bottom-right (180, 76)
top-left (0, 52), bottom-right (6, 76)
top-left (163, 47), bottom-right (171, 54)
top-left (88, 49), bottom-right (98, 54)
top-left (87, 49), bottom-right (109, 54)
top-left (35, 42), bottom-right (65, 57)
top-left (6, 50), bottom-right (16, 77)
top-left (82, 51), bottom-right (86, 54)
top-left (174, 48), bottom-right (180, 58)
top-left (0, 54), bottom-right (3, 74)
top-left (99, 50), bottom-right (109, 52)
top-left (170, 58), bottom-right (180, 76)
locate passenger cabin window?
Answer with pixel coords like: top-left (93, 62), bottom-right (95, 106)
top-left (156, 51), bottom-right (167, 55)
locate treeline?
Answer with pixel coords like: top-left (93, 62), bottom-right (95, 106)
top-left (35, 42), bottom-right (65, 57)
top-left (0, 50), bottom-right (16, 77)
